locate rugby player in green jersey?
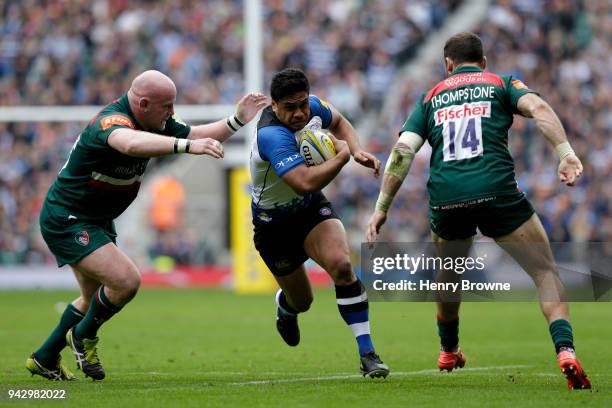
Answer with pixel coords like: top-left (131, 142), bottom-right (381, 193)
top-left (26, 70), bottom-right (268, 381)
top-left (366, 33), bottom-right (590, 390)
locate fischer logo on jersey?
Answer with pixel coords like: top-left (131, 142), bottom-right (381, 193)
top-left (435, 101), bottom-right (491, 126)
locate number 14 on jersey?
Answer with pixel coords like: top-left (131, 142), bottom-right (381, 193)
top-left (443, 117), bottom-right (483, 161)
top-left (435, 101), bottom-right (490, 162)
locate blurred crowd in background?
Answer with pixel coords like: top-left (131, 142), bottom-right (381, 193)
top-left (0, 0), bottom-right (609, 265)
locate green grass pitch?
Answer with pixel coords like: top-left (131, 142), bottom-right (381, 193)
top-left (0, 289), bottom-right (610, 407)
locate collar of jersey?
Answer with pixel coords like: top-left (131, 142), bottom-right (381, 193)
top-left (450, 65), bottom-right (484, 75)
top-left (119, 93), bottom-right (144, 130)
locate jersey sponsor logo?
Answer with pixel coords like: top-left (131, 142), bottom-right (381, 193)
top-left (257, 213), bottom-right (273, 223)
top-left (425, 72), bottom-right (504, 105)
top-left (113, 162), bottom-right (147, 176)
top-left (431, 196), bottom-right (497, 210)
top-left (443, 72), bottom-right (489, 87)
top-left (75, 231), bottom-right (90, 246)
top-left (319, 207), bottom-right (332, 216)
top-left (274, 259), bottom-right (291, 270)
top-left (274, 153), bottom-right (301, 169)
top-left (100, 115), bottom-right (135, 130)
top-left (511, 79), bottom-right (528, 90)
top-left (434, 101), bottom-right (491, 125)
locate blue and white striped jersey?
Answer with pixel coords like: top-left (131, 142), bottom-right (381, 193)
top-left (250, 95), bottom-right (333, 224)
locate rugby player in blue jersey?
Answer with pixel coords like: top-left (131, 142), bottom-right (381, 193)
top-left (250, 68), bottom-right (388, 378)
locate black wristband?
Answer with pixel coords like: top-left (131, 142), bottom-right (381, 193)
top-left (173, 138), bottom-right (179, 154)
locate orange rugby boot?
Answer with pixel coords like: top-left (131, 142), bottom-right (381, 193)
top-left (557, 348), bottom-right (591, 390)
top-left (437, 348), bottom-right (466, 372)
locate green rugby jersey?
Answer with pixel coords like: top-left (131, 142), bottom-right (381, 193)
top-left (401, 66), bottom-right (536, 207)
top-left (44, 94), bottom-right (190, 221)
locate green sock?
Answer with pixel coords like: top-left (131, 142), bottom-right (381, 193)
top-left (34, 304), bottom-right (84, 366)
top-left (74, 286), bottom-right (121, 340)
top-left (549, 319), bottom-right (574, 353)
top-left (437, 315), bottom-right (459, 352)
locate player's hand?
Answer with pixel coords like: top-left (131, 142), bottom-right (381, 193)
top-left (366, 210), bottom-right (387, 243)
top-left (353, 149), bottom-right (381, 177)
top-left (558, 153), bottom-right (583, 186)
top-left (235, 92), bottom-right (269, 124)
top-left (332, 138), bottom-right (351, 164)
top-left (189, 138), bottom-right (224, 159)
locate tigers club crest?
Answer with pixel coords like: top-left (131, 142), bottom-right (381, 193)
top-left (75, 231), bottom-right (90, 246)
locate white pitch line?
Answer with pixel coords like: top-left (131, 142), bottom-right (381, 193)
top-left (228, 365), bottom-right (531, 386)
top-left (121, 371), bottom-right (295, 376)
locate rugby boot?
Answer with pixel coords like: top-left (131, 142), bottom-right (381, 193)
top-left (26, 354), bottom-right (77, 381)
top-left (557, 348), bottom-right (591, 390)
top-left (66, 327), bottom-right (105, 380)
top-left (438, 348), bottom-right (466, 372)
top-left (276, 308), bottom-right (300, 346)
top-left (360, 351), bottom-right (390, 378)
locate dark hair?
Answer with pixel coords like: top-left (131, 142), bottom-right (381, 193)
top-left (443, 32), bottom-right (484, 65)
top-left (270, 68), bottom-right (310, 102)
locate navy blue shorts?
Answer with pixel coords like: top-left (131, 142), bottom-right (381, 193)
top-left (253, 192), bottom-right (340, 276)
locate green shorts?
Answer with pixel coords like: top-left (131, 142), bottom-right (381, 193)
top-left (40, 202), bottom-right (117, 267)
top-left (429, 193), bottom-right (535, 240)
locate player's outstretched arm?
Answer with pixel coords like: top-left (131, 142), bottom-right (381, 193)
top-left (188, 92), bottom-right (269, 143)
top-left (366, 131), bottom-right (424, 242)
top-left (281, 138), bottom-right (351, 195)
top-left (327, 105), bottom-right (381, 176)
top-left (109, 128), bottom-right (224, 158)
top-left (517, 93), bottom-right (583, 186)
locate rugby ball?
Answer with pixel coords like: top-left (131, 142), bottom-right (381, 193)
top-left (296, 129), bottom-right (336, 166)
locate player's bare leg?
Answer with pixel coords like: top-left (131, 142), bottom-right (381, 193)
top-left (495, 214), bottom-right (568, 320)
top-left (273, 265), bottom-right (312, 346)
top-left (432, 232), bottom-right (472, 372)
top-left (305, 219), bottom-right (389, 378)
top-left (70, 267), bottom-right (102, 313)
top-left (274, 265), bottom-right (314, 313)
top-left (496, 214), bottom-right (590, 389)
top-left (65, 243), bottom-right (141, 380)
top-left (26, 269), bottom-right (100, 380)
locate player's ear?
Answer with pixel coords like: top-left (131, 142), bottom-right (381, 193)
top-left (139, 97), bottom-right (149, 111)
top-left (271, 100), bottom-right (278, 115)
top-left (482, 56), bottom-right (487, 70)
top-left (444, 57), bottom-right (454, 75)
